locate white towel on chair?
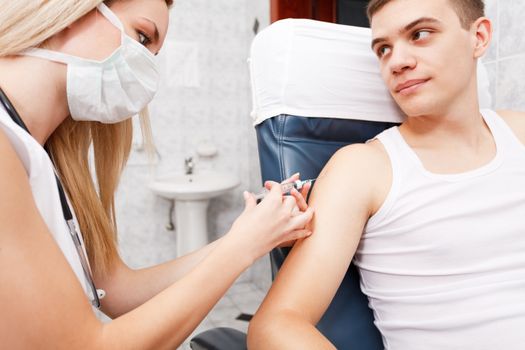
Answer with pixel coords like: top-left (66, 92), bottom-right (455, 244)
top-left (249, 19), bottom-right (492, 126)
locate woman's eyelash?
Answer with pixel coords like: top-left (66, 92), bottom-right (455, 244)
top-left (137, 31), bottom-right (152, 46)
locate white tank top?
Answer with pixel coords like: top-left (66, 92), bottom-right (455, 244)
top-left (0, 104), bottom-right (91, 299)
top-left (355, 109), bottom-right (525, 349)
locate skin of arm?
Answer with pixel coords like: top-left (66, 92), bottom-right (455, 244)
top-left (245, 109), bottom-right (522, 349)
top-left (248, 142), bottom-right (391, 349)
top-left (97, 237), bottom-right (224, 318)
top-left (0, 127), bottom-right (314, 349)
top-left (98, 176), bottom-right (311, 318)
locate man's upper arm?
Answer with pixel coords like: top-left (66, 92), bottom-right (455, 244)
top-left (256, 142), bottom-right (389, 325)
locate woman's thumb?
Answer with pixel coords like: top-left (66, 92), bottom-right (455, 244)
top-left (243, 191), bottom-right (257, 210)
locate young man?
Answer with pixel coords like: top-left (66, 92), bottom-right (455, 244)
top-left (248, 0), bottom-right (525, 349)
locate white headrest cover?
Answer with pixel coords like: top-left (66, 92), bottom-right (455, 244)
top-left (249, 19), bottom-right (492, 125)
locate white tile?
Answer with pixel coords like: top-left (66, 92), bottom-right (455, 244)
top-left (484, 62), bottom-right (497, 109)
top-left (208, 305), bottom-right (242, 324)
top-left (211, 319), bottom-right (249, 334)
top-left (116, 0), bottom-right (267, 274)
top-left (214, 295), bottom-right (236, 309)
top-left (226, 282), bottom-right (258, 296)
top-left (233, 291), bottom-right (266, 315)
top-left (179, 342), bottom-right (192, 350)
top-left (483, 0), bottom-right (498, 63)
top-left (496, 55), bottom-right (525, 110)
top-left (499, 0), bottom-right (525, 58)
top-left (187, 318), bottom-right (217, 341)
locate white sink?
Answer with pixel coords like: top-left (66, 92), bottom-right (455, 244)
top-left (149, 173), bottom-right (240, 201)
top-left (149, 172), bottom-right (240, 256)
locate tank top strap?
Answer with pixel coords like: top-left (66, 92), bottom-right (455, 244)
top-left (366, 127), bottom-right (413, 228)
top-left (481, 109), bottom-right (525, 156)
top-left (372, 126), bottom-right (419, 177)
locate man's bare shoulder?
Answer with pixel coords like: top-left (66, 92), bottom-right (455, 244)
top-left (497, 109), bottom-right (525, 145)
top-left (326, 139), bottom-right (390, 174)
top-left (319, 140), bottom-right (392, 214)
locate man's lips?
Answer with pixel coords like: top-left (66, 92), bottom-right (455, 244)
top-left (394, 79), bottom-right (430, 94)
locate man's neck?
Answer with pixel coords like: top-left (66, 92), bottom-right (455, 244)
top-left (398, 102), bottom-right (497, 174)
top-left (399, 83), bottom-right (486, 150)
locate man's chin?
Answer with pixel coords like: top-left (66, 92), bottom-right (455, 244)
top-left (395, 96), bottom-right (438, 118)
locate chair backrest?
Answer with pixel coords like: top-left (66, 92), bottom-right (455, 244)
top-left (250, 19), bottom-right (492, 350)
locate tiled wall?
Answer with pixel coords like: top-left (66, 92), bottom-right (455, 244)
top-left (115, 0), bottom-right (525, 292)
top-left (484, 0), bottom-right (525, 111)
top-left (116, 0), bottom-right (271, 286)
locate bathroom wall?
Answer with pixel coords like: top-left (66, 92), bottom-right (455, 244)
top-left (115, 0), bottom-right (524, 294)
top-left (483, 0), bottom-right (525, 112)
top-left (116, 0), bottom-right (272, 285)
top-left (244, 0), bottom-right (525, 290)
top-left (243, 0), bottom-right (273, 291)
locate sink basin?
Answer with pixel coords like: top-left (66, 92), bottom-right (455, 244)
top-left (148, 172), bottom-right (240, 256)
top-left (149, 172), bottom-right (240, 201)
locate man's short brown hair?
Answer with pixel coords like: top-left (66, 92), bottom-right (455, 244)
top-left (367, 0), bottom-right (485, 29)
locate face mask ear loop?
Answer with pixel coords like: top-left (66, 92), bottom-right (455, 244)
top-left (96, 3), bottom-right (136, 51)
top-left (21, 47), bottom-right (85, 66)
top-left (96, 3), bottom-right (125, 32)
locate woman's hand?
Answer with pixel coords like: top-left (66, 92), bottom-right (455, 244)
top-left (266, 173), bottom-right (312, 213)
top-left (228, 175), bottom-right (314, 263)
top-left (266, 173), bottom-right (313, 247)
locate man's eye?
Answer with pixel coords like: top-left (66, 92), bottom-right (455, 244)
top-left (413, 30), bottom-right (431, 41)
top-left (138, 31), bottom-right (151, 46)
top-left (377, 46), bottom-right (391, 58)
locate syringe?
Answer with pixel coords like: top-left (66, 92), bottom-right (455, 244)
top-left (253, 178), bottom-right (316, 203)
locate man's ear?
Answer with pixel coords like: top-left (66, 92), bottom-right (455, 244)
top-left (472, 17), bottom-right (492, 59)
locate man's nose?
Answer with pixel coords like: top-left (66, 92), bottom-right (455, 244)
top-left (388, 45), bottom-right (417, 75)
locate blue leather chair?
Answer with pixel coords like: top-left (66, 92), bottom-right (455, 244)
top-left (256, 115), bottom-right (397, 349)
top-left (191, 17), bottom-right (399, 349)
top-left (190, 18), bottom-right (492, 349)
top-left (191, 116), bottom-right (395, 350)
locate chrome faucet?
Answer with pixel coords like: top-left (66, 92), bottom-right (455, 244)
top-left (184, 157), bottom-right (194, 175)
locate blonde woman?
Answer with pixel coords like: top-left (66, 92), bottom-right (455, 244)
top-left (0, 0), bottom-right (314, 348)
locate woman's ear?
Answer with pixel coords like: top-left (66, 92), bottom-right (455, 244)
top-left (472, 17), bottom-right (492, 59)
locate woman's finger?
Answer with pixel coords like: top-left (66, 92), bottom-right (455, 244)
top-left (288, 206), bottom-right (314, 229)
top-left (284, 229), bottom-right (313, 244)
top-left (264, 179), bottom-right (282, 191)
top-left (290, 188), bottom-right (308, 211)
top-left (277, 228), bottom-right (311, 247)
top-left (282, 195), bottom-right (298, 212)
top-left (300, 181), bottom-right (312, 200)
top-left (243, 191), bottom-right (257, 211)
top-left (266, 181), bottom-right (283, 202)
top-left (265, 173), bottom-right (300, 191)
top-left (284, 173), bottom-right (300, 184)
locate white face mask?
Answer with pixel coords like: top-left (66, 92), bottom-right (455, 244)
top-left (22, 3), bottom-right (159, 124)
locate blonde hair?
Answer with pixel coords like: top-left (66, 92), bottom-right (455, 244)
top-left (0, 0), bottom-right (172, 276)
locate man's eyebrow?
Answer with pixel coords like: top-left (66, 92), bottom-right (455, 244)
top-left (403, 17), bottom-right (441, 33)
top-left (371, 17), bottom-right (442, 50)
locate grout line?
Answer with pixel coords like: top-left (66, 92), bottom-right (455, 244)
top-left (496, 52), bottom-right (525, 62)
top-left (496, 0), bottom-right (500, 62)
top-left (495, 0), bottom-right (501, 107)
top-left (482, 59), bottom-right (498, 65)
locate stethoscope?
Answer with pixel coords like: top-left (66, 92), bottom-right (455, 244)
top-left (0, 87), bottom-right (105, 308)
